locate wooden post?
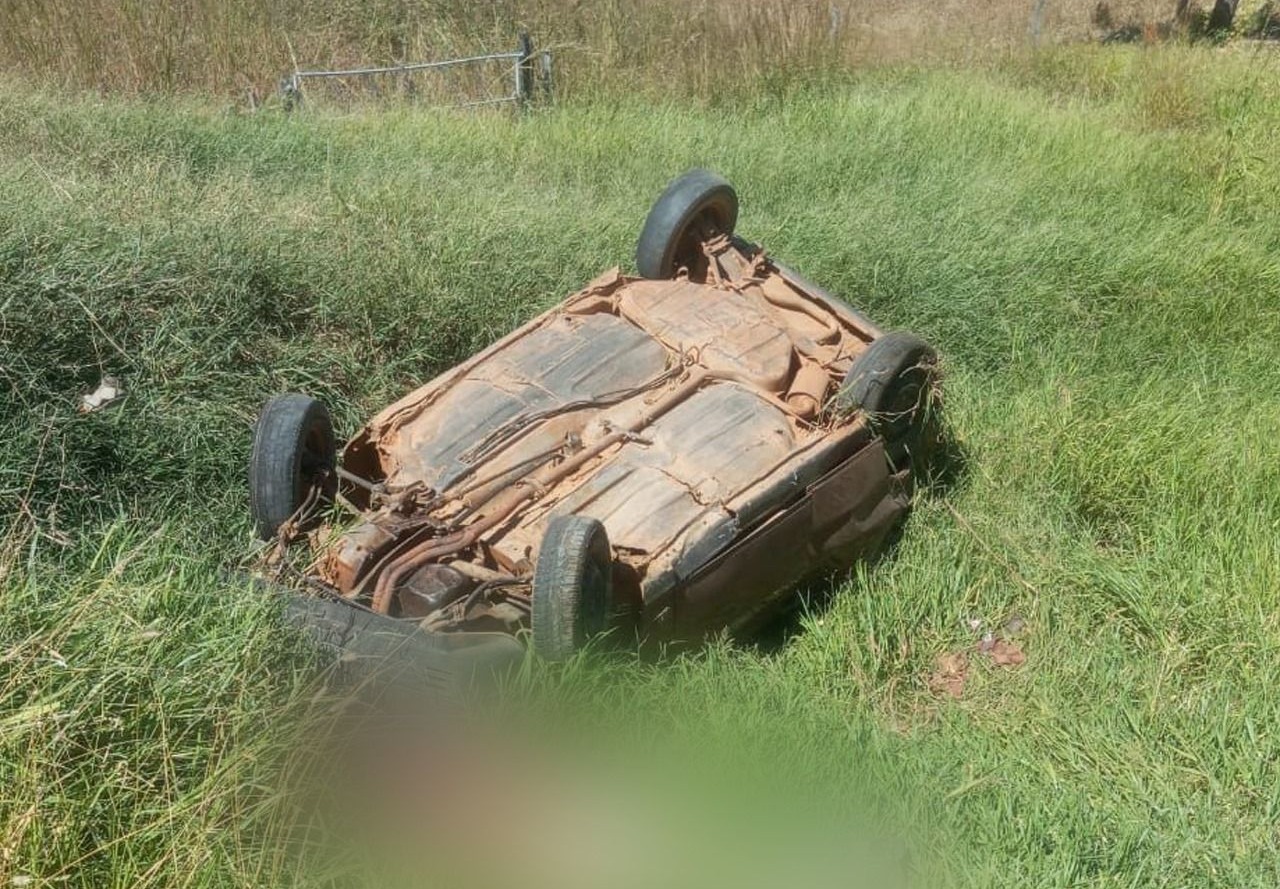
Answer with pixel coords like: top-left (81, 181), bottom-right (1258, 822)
top-left (1028, 0), bottom-right (1051, 44)
top-left (516, 32), bottom-right (534, 105)
top-left (1208, 0), bottom-right (1239, 30)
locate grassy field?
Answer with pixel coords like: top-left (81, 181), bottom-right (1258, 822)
top-left (0, 0), bottom-right (1218, 97)
top-left (3, 43), bottom-right (1280, 886)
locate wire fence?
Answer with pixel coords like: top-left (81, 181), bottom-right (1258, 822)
top-left (280, 32), bottom-right (551, 110)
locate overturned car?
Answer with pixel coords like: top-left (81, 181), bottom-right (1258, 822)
top-left (250, 170), bottom-right (940, 662)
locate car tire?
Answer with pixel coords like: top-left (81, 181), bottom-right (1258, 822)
top-left (249, 393), bottom-right (337, 540)
top-left (635, 169), bottom-right (739, 280)
top-left (531, 515), bottom-right (614, 661)
top-left (836, 331), bottom-right (938, 459)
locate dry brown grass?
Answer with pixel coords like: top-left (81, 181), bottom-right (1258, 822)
top-left (0, 0), bottom-right (1194, 99)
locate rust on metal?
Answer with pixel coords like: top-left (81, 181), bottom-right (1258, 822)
top-left (297, 235), bottom-right (928, 645)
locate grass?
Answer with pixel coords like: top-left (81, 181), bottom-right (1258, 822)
top-left (3, 42), bottom-right (1280, 886)
top-left (0, 0), bottom-right (1202, 98)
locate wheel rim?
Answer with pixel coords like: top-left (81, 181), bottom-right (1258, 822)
top-left (876, 363), bottom-right (938, 462)
top-left (884, 373), bottom-right (925, 429)
top-left (669, 200), bottom-right (733, 277)
top-left (579, 557), bottom-right (609, 637)
top-left (295, 424), bottom-right (332, 504)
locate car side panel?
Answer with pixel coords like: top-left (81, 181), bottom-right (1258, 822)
top-left (668, 438), bottom-right (907, 641)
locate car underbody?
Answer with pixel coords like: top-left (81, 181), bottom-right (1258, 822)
top-left (251, 171), bottom-right (939, 660)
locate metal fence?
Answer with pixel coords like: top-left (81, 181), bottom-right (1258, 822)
top-left (280, 32), bottom-right (551, 110)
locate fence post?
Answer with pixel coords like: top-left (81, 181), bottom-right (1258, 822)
top-left (516, 32), bottom-right (534, 104)
top-left (279, 73), bottom-right (302, 111)
top-left (1028, 0), bottom-right (1051, 44)
top-left (539, 50), bottom-right (553, 102)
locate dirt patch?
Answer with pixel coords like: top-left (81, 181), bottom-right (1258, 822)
top-left (982, 637), bottom-right (1026, 667)
top-left (928, 651), bottom-right (969, 699)
top-left (927, 622), bottom-right (1027, 699)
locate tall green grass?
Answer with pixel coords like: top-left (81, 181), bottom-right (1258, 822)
top-left (0, 0), bottom-right (1162, 98)
top-left (3, 44), bottom-right (1280, 885)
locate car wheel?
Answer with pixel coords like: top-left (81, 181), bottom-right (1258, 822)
top-left (836, 331), bottom-right (939, 461)
top-left (531, 515), bottom-right (614, 661)
top-left (635, 169), bottom-right (739, 280)
top-left (249, 393), bottom-right (337, 540)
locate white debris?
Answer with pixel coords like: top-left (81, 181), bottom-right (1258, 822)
top-left (80, 375), bottom-right (124, 413)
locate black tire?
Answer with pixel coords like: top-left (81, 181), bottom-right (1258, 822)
top-left (635, 169), bottom-right (739, 280)
top-left (836, 331), bottom-right (938, 457)
top-left (531, 515), bottom-right (613, 661)
top-left (249, 393), bottom-right (337, 540)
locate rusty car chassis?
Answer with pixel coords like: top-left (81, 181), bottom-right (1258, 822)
top-left (250, 170), bottom-right (940, 664)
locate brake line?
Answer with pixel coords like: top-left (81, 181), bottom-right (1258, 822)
top-left (368, 368), bottom-right (730, 614)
